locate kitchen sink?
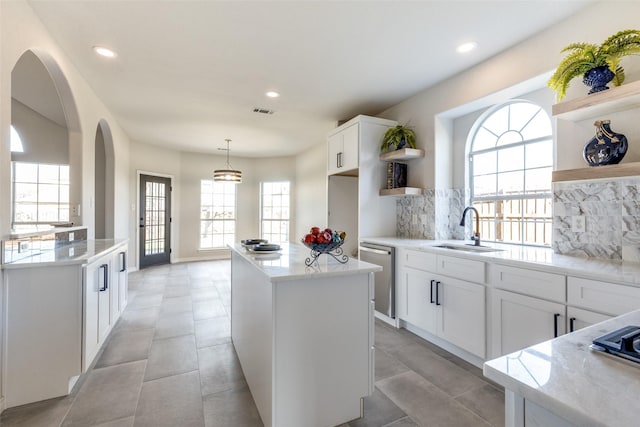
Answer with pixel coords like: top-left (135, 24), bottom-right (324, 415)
top-left (431, 244), bottom-right (504, 253)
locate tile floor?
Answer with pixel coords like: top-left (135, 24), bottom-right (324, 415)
top-left (0, 260), bottom-right (505, 427)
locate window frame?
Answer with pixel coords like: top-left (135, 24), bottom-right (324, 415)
top-left (199, 179), bottom-right (237, 250)
top-left (11, 161), bottom-right (70, 227)
top-left (260, 181), bottom-right (291, 243)
top-left (467, 100), bottom-right (553, 247)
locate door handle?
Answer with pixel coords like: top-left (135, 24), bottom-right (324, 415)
top-left (430, 280), bottom-right (435, 304)
top-left (337, 152), bottom-right (343, 168)
top-left (120, 251), bottom-right (127, 272)
top-left (569, 317), bottom-right (576, 333)
top-left (553, 313), bottom-right (560, 337)
top-left (139, 217), bottom-right (145, 228)
top-left (435, 281), bottom-right (441, 306)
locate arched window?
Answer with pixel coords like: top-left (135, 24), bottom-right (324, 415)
top-left (468, 100), bottom-right (552, 246)
top-left (10, 125), bottom-right (24, 152)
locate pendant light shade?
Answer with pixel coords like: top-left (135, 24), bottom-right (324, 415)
top-left (214, 139), bottom-right (242, 183)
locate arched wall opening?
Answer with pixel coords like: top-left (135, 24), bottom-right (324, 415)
top-left (95, 120), bottom-right (115, 239)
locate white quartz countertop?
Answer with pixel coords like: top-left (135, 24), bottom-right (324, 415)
top-left (483, 309), bottom-right (640, 427)
top-left (2, 239), bottom-right (128, 269)
top-left (360, 237), bottom-right (640, 286)
top-left (230, 242), bottom-right (381, 282)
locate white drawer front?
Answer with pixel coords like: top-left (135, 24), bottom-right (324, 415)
top-left (568, 276), bottom-right (640, 316)
top-left (403, 249), bottom-right (437, 272)
top-left (491, 264), bottom-right (565, 302)
top-left (437, 254), bottom-right (485, 283)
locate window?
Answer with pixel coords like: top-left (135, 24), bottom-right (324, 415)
top-left (200, 180), bottom-right (236, 249)
top-left (261, 181), bottom-right (290, 243)
top-left (468, 101), bottom-right (552, 246)
top-left (12, 162), bottom-right (69, 227)
top-left (10, 125), bottom-right (24, 153)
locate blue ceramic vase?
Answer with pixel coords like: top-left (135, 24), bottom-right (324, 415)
top-left (583, 120), bottom-right (628, 166)
top-left (583, 66), bottom-right (615, 94)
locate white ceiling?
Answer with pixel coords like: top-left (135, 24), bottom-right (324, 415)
top-left (22, 0), bottom-right (592, 157)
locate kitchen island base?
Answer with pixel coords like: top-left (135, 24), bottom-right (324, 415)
top-left (230, 245), bottom-right (379, 427)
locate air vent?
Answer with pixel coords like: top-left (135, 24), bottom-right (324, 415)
top-left (253, 107), bottom-right (275, 115)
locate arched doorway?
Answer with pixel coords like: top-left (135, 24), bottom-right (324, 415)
top-left (10, 49), bottom-right (81, 229)
top-left (94, 120), bottom-right (115, 239)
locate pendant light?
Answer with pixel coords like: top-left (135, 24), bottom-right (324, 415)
top-left (214, 139), bottom-right (242, 183)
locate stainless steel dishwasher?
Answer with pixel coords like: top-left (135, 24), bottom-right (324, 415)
top-left (359, 242), bottom-right (395, 319)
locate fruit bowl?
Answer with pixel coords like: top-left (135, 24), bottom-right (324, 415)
top-left (301, 227), bottom-right (348, 266)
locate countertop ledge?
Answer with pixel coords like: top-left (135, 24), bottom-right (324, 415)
top-left (360, 237), bottom-right (640, 286)
top-left (483, 308), bottom-right (640, 427)
top-left (230, 242), bottom-right (381, 282)
top-left (2, 239), bottom-right (128, 269)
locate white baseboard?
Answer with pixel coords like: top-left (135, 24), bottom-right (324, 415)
top-left (173, 254), bottom-right (230, 263)
top-left (374, 311), bottom-right (399, 328)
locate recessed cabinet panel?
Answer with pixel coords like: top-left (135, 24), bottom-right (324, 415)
top-left (437, 254), bottom-right (485, 283)
top-left (567, 306), bottom-right (612, 333)
top-left (403, 268), bottom-right (438, 334)
top-left (439, 276), bottom-right (485, 358)
top-left (490, 264), bottom-right (565, 303)
top-left (491, 289), bottom-right (566, 357)
top-left (327, 123), bottom-right (358, 175)
top-left (403, 249), bottom-right (437, 272)
top-left (567, 276), bottom-right (640, 316)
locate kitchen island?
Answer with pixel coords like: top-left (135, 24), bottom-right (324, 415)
top-left (483, 308), bottom-right (640, 427)
top-left (229, 242), bottom-right (381, 427)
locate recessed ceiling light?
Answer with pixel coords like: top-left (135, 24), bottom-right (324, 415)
top-left (456, 42), bottom-right (477, 53)
top-left (266, 91), bottom-right (280, 98)
top-left (93, 46), bottom-right (117, 58)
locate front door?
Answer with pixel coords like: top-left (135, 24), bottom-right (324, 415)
top-left (139, 174), bottom-right (171, 269)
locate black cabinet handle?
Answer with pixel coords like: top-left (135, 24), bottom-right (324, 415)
top-left (99, 264), bottom-right (109, 291)
top-left (430, 280), bottom-right (435, 304)
top-left (569, 317), bottom-right (576, 333)
top-left (435, 281), bottom-right (441, 306)
top-left (120, 251), bottom-right (127, 272)
top-left (553, 313), bottom-right (560, 337)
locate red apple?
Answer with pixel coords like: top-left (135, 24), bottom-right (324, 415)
top-left (310, 227), bottom-right (320, 236)
top-left (304, 233), bottom-right (316, 244)
top-left (316, 233), bottom-right (327, 244)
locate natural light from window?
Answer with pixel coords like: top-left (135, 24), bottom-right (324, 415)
top-left (10, 125), bottom-right (24, 153)
top-left (200, 180), bottom-right (236, 249)
top-left (468, 100), bottom-right (553, 246)
top-left (261, 181), bottom-right (290, 243)
top-left (12, 162), bottom-right (70, 227)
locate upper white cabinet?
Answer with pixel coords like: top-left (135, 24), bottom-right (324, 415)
top-left (327, 122), bottom-right (359, 175)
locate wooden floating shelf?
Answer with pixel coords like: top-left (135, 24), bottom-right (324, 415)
top-left (379, 187), bottom-right (424, 196)
top-left (552, 161), bottom-right (640, 183)
top-left (379, 148), bottom-right (425, 161)
top-left (552, 79), bottom-right (640, 120)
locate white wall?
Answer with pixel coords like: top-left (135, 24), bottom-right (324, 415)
top-left (295, 141), bottom-right (328, 240)
top-left (11, 99), bottom-right (68, 164)
top-left (129, 140), bottom-right (299, 265)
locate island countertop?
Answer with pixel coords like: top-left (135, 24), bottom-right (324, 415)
top-left (229, 242), bottom-right (381, 282)
top-left (483, 308), bottom-right (640, 427)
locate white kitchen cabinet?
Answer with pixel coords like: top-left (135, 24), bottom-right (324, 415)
top-left (327, 122), bottom-right (359, 175)
top-left (117, 248), bottom-right (129, 312)
top-left (84, 251), bottom-right (116, 370)
top-left (567, 276), bottom-right (640, 316)
top-left (399, 249), bottom-right (486, 358)
top-left (491, 289), bottom-right (566, 357)
top-left (566, 306), bottom-right (611, 333)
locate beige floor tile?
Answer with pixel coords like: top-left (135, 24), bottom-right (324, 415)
top-left (202, 385), bottom-right (262, 427)
top-left (114, 307), bottom-right (160, 332)
top-left (134, 371), bottom-right (204, 427)
top-left (193, 298), bottom-right (227, 320)
top-left (144, 334), bottom-right (198, 381)
top-left (455, 383), bottom-right (505, 427)
top-left (0, 395), bottom-right (73, 427)
top-left (95, 328), bottom-right (154, 368)
top-left (198, 343), bottom-right (246, 397)
top-left (153, 311), bottom-right (194, 340)
top-left (194, 317), bottom-right (231, 348)
top-left (377, 371), bottom-right (491, 427)
top-left (159, 295), bottom-right (192, 315)
top-left (62, 360), bottom-right (146, 426)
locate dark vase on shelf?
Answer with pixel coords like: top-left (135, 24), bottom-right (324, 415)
top-left (583, 66), bottom-right (615, 95)
top-left (583, 120), bottom-right (628, 166)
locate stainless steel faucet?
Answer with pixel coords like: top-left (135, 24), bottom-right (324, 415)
top-left (460, 206), bottom-right (481, 246)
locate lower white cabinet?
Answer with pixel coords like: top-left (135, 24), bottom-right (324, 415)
top-left (491, 289), bottom-right (565, 357)
top-left (566, 306), bottom-right (612, 333)
top-left (84, 246), bottom-right (128, 370)
top-left (399, 249), bottom-right (486, 359)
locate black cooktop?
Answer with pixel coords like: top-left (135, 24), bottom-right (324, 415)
top-left (591, 325), bottom-right (640, 364)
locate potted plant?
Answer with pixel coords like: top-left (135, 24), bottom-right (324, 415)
top-left (547, 29), bottom-right (640, 101)
top-left (381, 124), bottom-right (416, 152)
